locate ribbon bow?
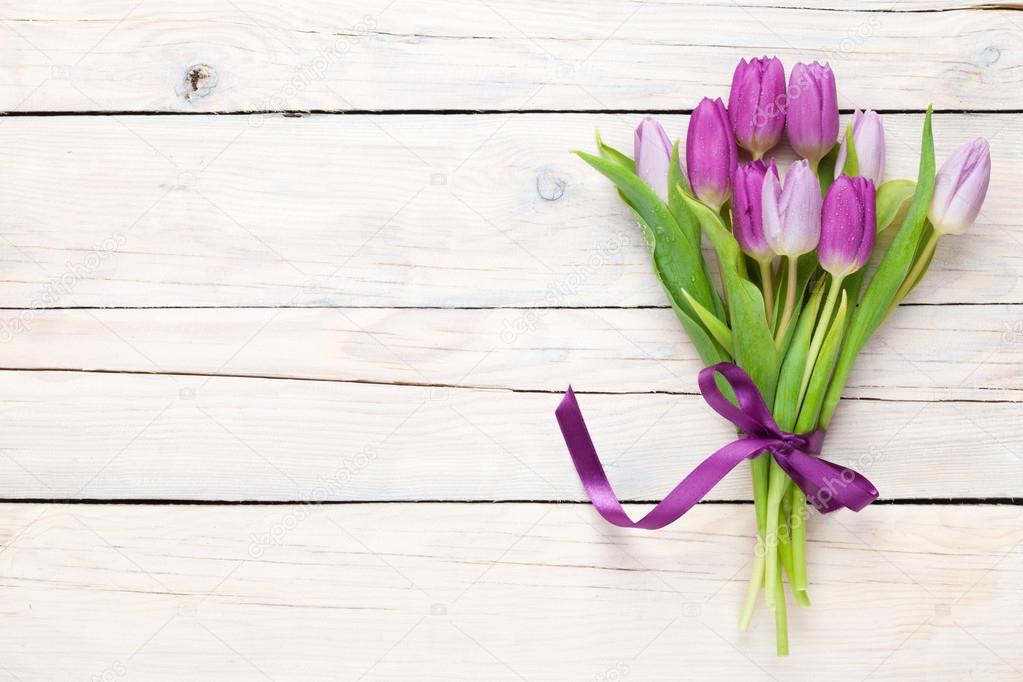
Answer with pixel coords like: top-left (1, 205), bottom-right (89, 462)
top-left (555, 362), bottom-right (878, 530)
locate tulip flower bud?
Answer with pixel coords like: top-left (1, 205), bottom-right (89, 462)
top-left (686, 97), bottom-right (738, 211)
top-left (928, 138), bottom-right (991, 235)
top-left (835, 110), bottom-right (885, 185)
top-left (633, 116), bottom-right (675, 201)
top-left (732, 160), bottom-right (779, 262)
top-left (762, 159), bottom-right (822, 257)
top-left (818, 175), bottom-right (876, 278)
top-left (728, 56), bottom-right (786, 158)
top-left (786, 62), bottom-right (839, 167)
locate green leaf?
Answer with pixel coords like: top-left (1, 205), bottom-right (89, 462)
top-left (594, 131), bottom-right (635, 172)
top-left (669, 139), bottom-right (692, 195)
top-left (574, 150), bottom-right (717, 317)
top-left (668, 141), bottom-right (726, 320)
top-left (672, 299), bottom-right (732, 367)
top-left (632, 211), bottom-right (730, 366)
top-left (773, 281), bottom-right (825, 432)
top-left (816, 142), bottom-right (840, 195)
top-left (796, 289), bottom-right (848, 432)
top-left (681, 193), bottom-right (781, 405)
top-left (876, 179), bottom-right (916, 234)
top-left (579, 146), bottom-right (725, 365)
top-left (841, 264), bottom-right (868, 310)
top-left (844, 181), bottom-right (918, 310)
top-left (902, 225), bottom-right (939, 293)
top-left (842, 194), bottom-right (909, 309)
top-left (840, 124), bottom-right (859, 177)
top-left (819, 108), bottom-right (936, 427)
top-left (681, 193), bottom-right (742, 273)
top-left (682, 288), bottom-right (734, 356)
top-left (668, 141), bottom-right (702, 255)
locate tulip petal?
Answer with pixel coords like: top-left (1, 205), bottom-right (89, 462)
top-left (786, 62), bottom-right (839, 166)
top-left (929, 138), bottom-right (990, 235)
top-left (634, 116), bottom-right (674, 200)
top-left (729, 56), bottom-right (786, 156)
top-left (687, 98), bottom-right (738, 210)
top-left (819, 175), bottom-right (875, 277)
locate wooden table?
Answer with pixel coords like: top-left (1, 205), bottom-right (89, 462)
top-left (0, 1), bottom-right (1020, 679)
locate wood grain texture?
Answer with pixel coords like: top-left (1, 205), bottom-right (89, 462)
top-left (0, 113), bottom-right (1019, 307)
top-left (0, 503), bottom-right (1019, 680)
top-left (0, 2), bottom-right (1020, 678)
top-left (1, 1), bottom-right (1021, 112)
top-left (1, 304), bottom-right (1020, 401)
top-left (0, 369), bottom-right (1019, 501)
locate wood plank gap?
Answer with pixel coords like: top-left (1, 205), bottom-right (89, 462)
top-left (0, 302), bottom-right (1018, 311)
top-left (742, 3), bottom-right (1023, 13)
top-left (0, 497), bottom-right (1016, 505)
top-left (3, 108), bottom-right (1023, 117)
top-left (1, 367), bottom-right (1020, 403)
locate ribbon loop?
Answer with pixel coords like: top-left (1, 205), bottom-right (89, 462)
top-left (697, 363), bottom-right (781, 440)
top-left (555, 362), bottom-right (878, 530)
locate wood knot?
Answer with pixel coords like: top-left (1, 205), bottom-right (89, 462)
top-left (536, 167), bottom-right (566, 201)
top-left (981, 46), bottom-right (1001, 67)
top-left (182, 64), bottom-right (217, 100)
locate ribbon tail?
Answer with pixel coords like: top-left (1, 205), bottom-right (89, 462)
top-left (776, 451), bottom-right (879, 513)
top-left (555, 388), bottom-right (774, 530)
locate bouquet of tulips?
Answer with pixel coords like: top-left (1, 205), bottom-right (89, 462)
top-left (567, 57), bottom-right (991, 654)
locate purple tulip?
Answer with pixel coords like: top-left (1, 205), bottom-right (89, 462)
top-left (686, 97), bottom-right (738, 211)
top-left (634, 116), bottom-right (675, 201)
top-left (819, 175), bottom-right (876, 278)
top-left (786, 62), bottom-right (839, 167)
top-left (732, 160), bottom-right (779, 262)
top-left (929, 138), bottom-right (991, 235)
top-left (762, 159), bottom-right (822, 257)
top-left (835, 110), bottom-right (885, 184)
top-left (728, 56), bottom-right (786, 158)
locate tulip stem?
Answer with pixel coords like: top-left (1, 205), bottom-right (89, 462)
top-left (763, 457), bottom-right (792, 609)
top-left (797, 274), bottom-right (844, 409)
top-left (773, 550), bottom-right (790, 656)
top-left (893, 231), bottom-right (940, 308)
top-left (789, 485), bottom-right (810, 598)
top-left (774, 257), bottom-right (798, 346)
top-left (759, 260), bottom-right (775, 323)
top-left (738, 547), bottom-right (765, 630)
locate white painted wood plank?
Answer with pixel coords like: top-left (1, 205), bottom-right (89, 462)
top-left (1, 305), bottom-right (1019, 402)
top-left (0, 503), bottom-right (1019, 679)
top-left (0, 113), bottom-right (1017, 307)
top-left (1, 1), bottom-right (1019, 111)
top-left (0, 370), bottom-right (1018, 500)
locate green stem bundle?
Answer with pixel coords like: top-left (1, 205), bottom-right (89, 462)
top-left (798, 274), bottom-right (844, 405)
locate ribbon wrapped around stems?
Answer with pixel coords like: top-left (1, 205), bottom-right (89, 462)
top-left (555, 362), bottom-right (878, 529)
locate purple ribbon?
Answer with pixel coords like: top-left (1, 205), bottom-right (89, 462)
top-left (555, 362), bottom-right (878, 530)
